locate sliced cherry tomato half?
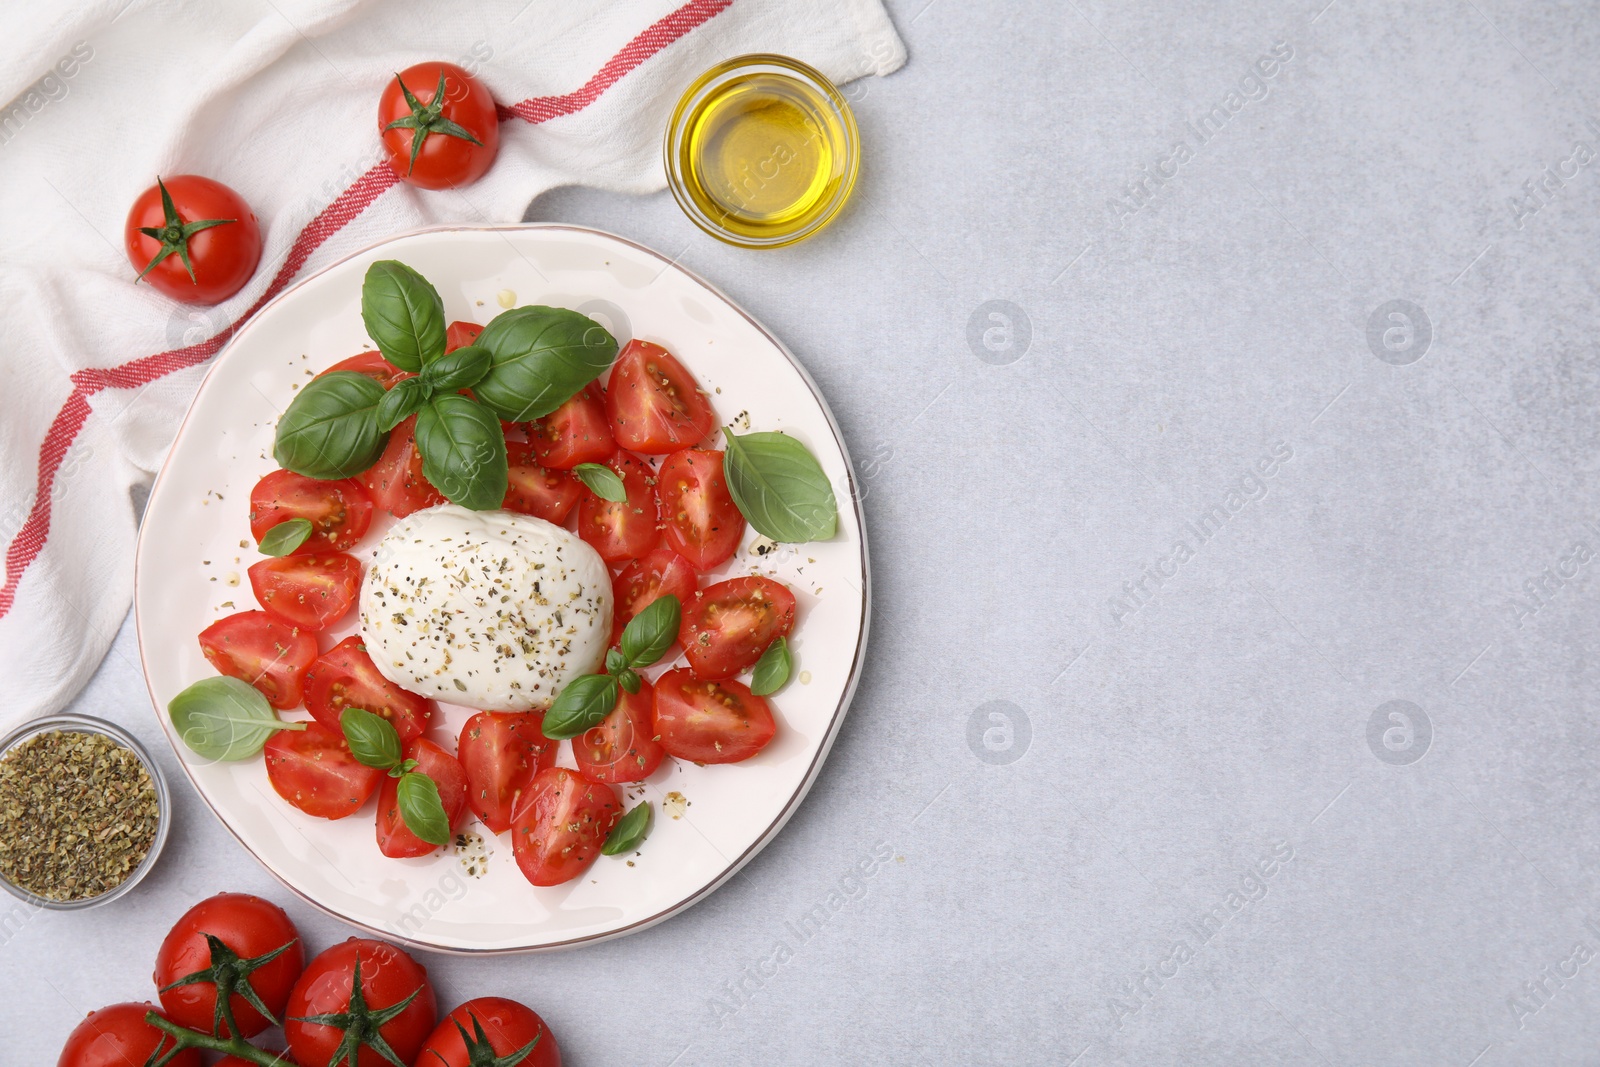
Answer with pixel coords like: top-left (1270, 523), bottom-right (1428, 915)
top-left (679, 576), bottom-right (796, 680)
top-left (510, 768), bottom-right (621, 887)
top-left (361, 413), bottom-right (447, 518)
top-left (529, 382), bottom-right (615, 470)
top-left (573, 680), bottom-right (665, 784)
top-left (303, 636), bottom-right (434, 744)
top-left (416, 997), bottom-right (562, 1067)
top-left (284, 939), bottom-right (436, 1067)
top-left (605, 340), bottom-right (715, 454)
top-left (609, 548), bottom-right (698, 647)
top-left (653, 669), bottom-right (777, 764)
top-left (457, 711), bottom-right (558, 834)
top-left (445, 320), bottom-right (484, 352)
top-left (503, 442), bottom-right (583, 524)
top-left (57, 1003), bottom-right (203, 1067)
top-left (378, 61), bottom-right (500, 190)
top-left (198, 610), bottom-right (316, 710)
top-left (656, 448), bottom-right (744, 571)
top-left (318, 352), bottom-right (412, 389)
top-left (575, 451), bottom-right (660, 563)
top-left (153, 893), bottom-right (305, 1039)
top-left (377, 738), bottom-right (470, 858)
top-left (247, 552), bottom-right (361, 631)
top-left (264, 722), bottom-right (384, 820)
top-left (249, 470), bottom-right (374, 554)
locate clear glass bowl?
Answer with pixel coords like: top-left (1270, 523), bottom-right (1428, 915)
top-left (664, 54), bottom-right (861, 249)
top-left (0, 714), bottom-right (170, 911)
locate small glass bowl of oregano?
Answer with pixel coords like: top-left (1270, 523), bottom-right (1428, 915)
top-left (0, 715), bottom-right (170, 909)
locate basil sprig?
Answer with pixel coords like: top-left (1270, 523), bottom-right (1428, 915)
top-left (573, 462), bottom-right (627, 502)
top-left (472, 305), bottom-right (618, 421)
top-left (750, 636), bottom-right (791, 696)
top-left (270, 261), bottom-right (619, 513)
top-left (602, 801), bottom-right (652, 856)
top-left (722, 428), bottom-right (838, 543)
top-left (543, 594), bottom-right (681, 739)
top-left (168, 676), bottom-right (305, 761)
top-left (257, 518), bottom-right (313, 557)
top-left (339, 708), bottom-right (450, 847)
top-left (273, 371), bottom-right (389, 479)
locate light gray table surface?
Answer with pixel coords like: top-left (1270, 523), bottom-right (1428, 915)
top-left (9, 0), bottom-right (1600, 1063)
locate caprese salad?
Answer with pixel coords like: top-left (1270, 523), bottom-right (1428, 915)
top-left (167, 259), bottom-right (839, 891)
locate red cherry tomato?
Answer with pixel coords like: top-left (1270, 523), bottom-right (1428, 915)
top-left (457, 711), bottom-right (558, 834)
top-left (416, 997), bottom-right (562, 1067)
top-left (445, 320), bottom-right (484, 352)
top-left (247, 552), bottom-right (362, 631)
top-left (679, 576), bottom-right (796, 679)
top-left (319, 352), bottom-right (413, 389)
top-left (285, 939), bottom-right (436, 1067)
top-left (249, 470), bottom-right (374, 554)
top-left (217, 1058), bottom-right (297, 1067)
top-left (124, 176), bottom-right (261, 304)
top-left (303, 636), bottom-right (434, 744)
top-left (656, 448), bottom-right (744, 571)
top-left (379, 62), bottom-right (500, 190)
top-left (503, 442), bottom-right (583, 524)
top-left (573, 680), bottom-right (665, 783)
top-left (197, 610), bottom-right (316, 709)
top-left (609, 548), bottom-right (698, 647)
top-left (605, 340), bottom-right (715, 454)
top-left (377, 738), bottom-right (470, 858)
top-left (529, 383), bottom-right (614, 469)
top-left (361, 414), bottom-right (447, 518)
top-left (653, 669), bottom-right (777, 764)
top-left (56, 1003), bottom-right (202, 1067)
top-left (511, 768), bottom-right (621, 887)
top-left (153, 893), bottom-right (305, 1039)
top-left (264, 723), bottom-right (384, 820)
top-left (575, 451), bottom-right (660, 563)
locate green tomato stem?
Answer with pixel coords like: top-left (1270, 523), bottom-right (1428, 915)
top-left (143, 1011), bottom-right (292, 1066)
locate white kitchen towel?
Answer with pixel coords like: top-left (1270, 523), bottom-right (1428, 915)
top-left (0, 0), bottom-right (904, 721)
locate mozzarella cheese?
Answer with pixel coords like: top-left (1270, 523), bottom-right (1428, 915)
top-left (360, 505), bottom-right (612, 711)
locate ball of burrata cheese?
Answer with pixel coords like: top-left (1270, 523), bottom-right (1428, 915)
top-left (360, 505), bottom-right (612, 710)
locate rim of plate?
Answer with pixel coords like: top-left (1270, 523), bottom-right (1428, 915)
top-left (133, 223), bottom-right (871, 954)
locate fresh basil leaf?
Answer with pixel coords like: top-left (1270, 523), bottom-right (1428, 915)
top-left (360, 260), bottom-right (446, 372)
top-left (749, 636), bottom-right (791, 696)
top-left (602, 802), bottom-right (651, 856)
top-left (375, 377), bottom-right (427, 433)
top-left (605, 648), bottom-right (627, 675)
top-left (273, 371), bottom-right (390, 479)
top-left (573, 462), bottom-right (627, 502)
top-left (420, 344), bottom-right (492, 394)
top-left (167, 676), bottom-right (304, 761)
top-left (621, 593), bottom-right (680, 668)
top-left (340, 707), bottom-right (402, 770)
top-left (472, 306), bottom-right (617, 422)
top-left (257, 518), bottom-right (313, 557)
top-left (616, 668), bottom-right (641, 695)
top-left (541, 673), bottom-right (620, 739)
top-left (722, 429), bottom-right (838, 543)
top-left (414, 394), bottom-right (508, 511)
top-left (397, 771), bottom-right (451, 846)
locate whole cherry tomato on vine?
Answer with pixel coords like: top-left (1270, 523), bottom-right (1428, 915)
top-left (379, 61), bottom-right (500, 189)
top-left (124, 175), bottom-right (261, 304)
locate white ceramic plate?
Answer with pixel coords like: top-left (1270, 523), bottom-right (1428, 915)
top-left (135, 225), bottom-right (869, 953)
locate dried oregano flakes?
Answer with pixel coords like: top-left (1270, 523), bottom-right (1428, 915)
top-left (0, 730), bottom-right (160, 902)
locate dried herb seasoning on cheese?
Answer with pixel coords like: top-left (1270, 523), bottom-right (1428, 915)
top-left (0, 730), bottom-right (159, 901)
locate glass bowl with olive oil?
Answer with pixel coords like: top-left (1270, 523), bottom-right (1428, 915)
top-left (665, 54), bottom-right (860, 249)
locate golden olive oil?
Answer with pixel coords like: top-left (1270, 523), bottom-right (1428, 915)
top-left (672, 61), bottom-right (858, 247)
